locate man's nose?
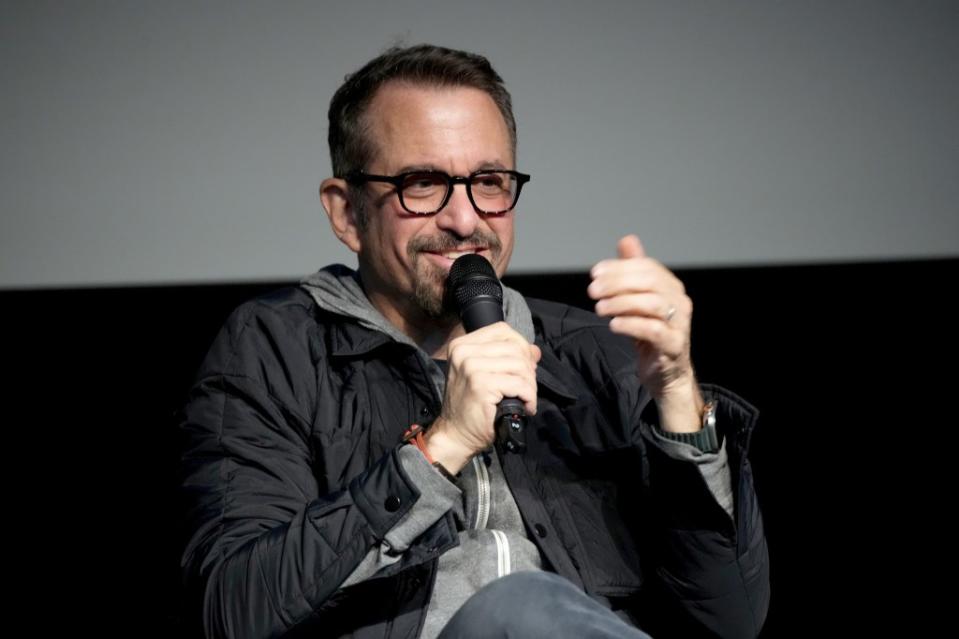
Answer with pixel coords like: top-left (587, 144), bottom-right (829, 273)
top-left (434, 183), bottom-right (480, 238)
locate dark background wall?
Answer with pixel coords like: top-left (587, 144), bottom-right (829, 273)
top-left (5, 257), bottom-right (953, 636)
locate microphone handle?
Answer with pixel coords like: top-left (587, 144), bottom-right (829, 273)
top-left (461, 297), bottom-right (505, 333)
top-left (495, 397), bottom-right (527, 453)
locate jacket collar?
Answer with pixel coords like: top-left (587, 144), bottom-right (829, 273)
top-left (329, 317), bottom-right (397, 357)
top-left (533, 347), bottom-right (580, 404)
top-left (327, 311), bottom-right (578, 404)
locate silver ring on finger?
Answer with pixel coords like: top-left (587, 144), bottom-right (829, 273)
top-left (664, 305), bottom-right (676, 323)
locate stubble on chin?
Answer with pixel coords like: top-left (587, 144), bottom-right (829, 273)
top-left (411, 256), bottom-right (458, 321)
top-left (407, 232), bottom-right (503, 322)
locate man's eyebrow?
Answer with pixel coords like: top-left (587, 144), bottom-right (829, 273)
top-left (474, 161), bottom-right (510, 171)
top-left (395, 164), bottom-right (439, 174)
top-left (392, 161), bottom-right (511, 175)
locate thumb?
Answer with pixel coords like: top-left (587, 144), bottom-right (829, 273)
top-left (617, 234), bottom-right (646, 260)
top-left (530, 344), bottom-right (542, 364)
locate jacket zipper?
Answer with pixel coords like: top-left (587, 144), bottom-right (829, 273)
top-left (473, 455), bottom-right (491, 529)
top-left (491, 530), bottom-right (511, 578)
top-left (473, 453), bottom-right (511, 578)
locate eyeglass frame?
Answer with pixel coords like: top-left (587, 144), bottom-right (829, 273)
top-left (344, 169), bottom-right (531, 216)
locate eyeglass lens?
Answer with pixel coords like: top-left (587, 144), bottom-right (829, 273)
top-left (399, 172), bottom-right (518, 214)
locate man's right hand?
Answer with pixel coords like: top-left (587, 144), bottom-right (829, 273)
top-left (425, 322), bottom-right (541, 474)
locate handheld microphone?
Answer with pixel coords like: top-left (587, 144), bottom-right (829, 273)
top-left (446, 254), bottom-right (527, 453)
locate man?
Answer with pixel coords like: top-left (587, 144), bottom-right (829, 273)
top-left (180, 44), bottom-right (769, 639)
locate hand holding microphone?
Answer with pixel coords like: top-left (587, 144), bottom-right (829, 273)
top-left (425, 255), bottom-right (538, 472)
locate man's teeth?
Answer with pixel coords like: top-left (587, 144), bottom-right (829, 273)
top-left (441, 250), bottom-right (479, 259)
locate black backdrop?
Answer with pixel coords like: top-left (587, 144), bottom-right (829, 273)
top-left (4, 257), bottom-right (953, 636)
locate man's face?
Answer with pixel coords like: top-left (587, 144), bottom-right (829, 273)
top-left (354, 83), bottom-right (516, 325)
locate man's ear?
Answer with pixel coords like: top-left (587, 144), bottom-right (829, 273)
top-left (320, 178), bottom-right (362, 253)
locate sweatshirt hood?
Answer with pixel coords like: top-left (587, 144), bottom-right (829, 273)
top-left (299, 264), bottom-right (535, 351)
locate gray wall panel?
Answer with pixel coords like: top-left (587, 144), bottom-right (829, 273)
top-left (2, 1), bottom-right (956, 288)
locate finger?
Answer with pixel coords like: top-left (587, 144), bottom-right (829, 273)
top-left (617, 234), bottom-right (646, 260)
top-left (452, 340), bottom-right (535, 362)
top-left (589, 264), bottom-right (684, 300)
top-left (462, 321), bottom-right (514, 341)
top-left (475, 371), bottom-right (538, 416)
top-left (592, 255), bottom-right (667, 278)
top-left (457, 350), bottom-right (539, 380)
top-left (595, 293), bottom-right (673, 320)
top-left (608, 317), bottom-right (686, 357)
top-left (457, 322), bottom-right (534, 351)
top-left (590, 254), bottom-right (660, 280)
top-left (448, 324), bottom-right (535, 365)
top-left (588, 268), bottom-right (658, 300)
top-left (589, 235), bottom-right (646, 280)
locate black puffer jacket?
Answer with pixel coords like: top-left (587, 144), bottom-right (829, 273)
top-left (180, 286), bottom-right (769, 639)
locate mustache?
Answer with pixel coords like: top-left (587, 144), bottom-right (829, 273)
top-left (408, 231), bottom-right (502, 256)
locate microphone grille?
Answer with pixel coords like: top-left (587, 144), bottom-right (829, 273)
top-left (447, 254), bottom-right (503, 309)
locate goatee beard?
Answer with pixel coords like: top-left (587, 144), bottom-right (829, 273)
top-left (412, 263), bottom-right (458, 321)
top-left (407, 231), bottom-right (503, 321)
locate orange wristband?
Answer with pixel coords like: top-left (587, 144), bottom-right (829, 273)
top-left (402, 423), bottom-right (456, 482)
top-left (403, 424), bottom-right (435, 464)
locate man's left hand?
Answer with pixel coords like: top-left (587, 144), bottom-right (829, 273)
top-left (589, 234), bottom-right (704, 432)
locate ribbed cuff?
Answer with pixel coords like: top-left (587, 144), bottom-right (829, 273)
top-left (657, 422), bottom-right (720, 453)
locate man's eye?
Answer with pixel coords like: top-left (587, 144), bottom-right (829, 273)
top-left (403, 174), bottom-right (444, 192)
top-left (473, 174), bottom-right (506, 191)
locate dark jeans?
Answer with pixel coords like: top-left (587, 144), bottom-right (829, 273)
top-left (438, 571), bottom-right (652, 639)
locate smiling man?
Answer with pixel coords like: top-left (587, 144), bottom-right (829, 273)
top-left (322, 80), bottom-right (516, 340)
top-left (180, 44), bottom-right (769, 639)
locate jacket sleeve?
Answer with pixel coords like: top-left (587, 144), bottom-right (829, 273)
top-left (636, 383), bottom-right (770, 639)
top-left (583, 328), bottom-right (769, 639)
top-left (179, 299), bottom-right (449, 638)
